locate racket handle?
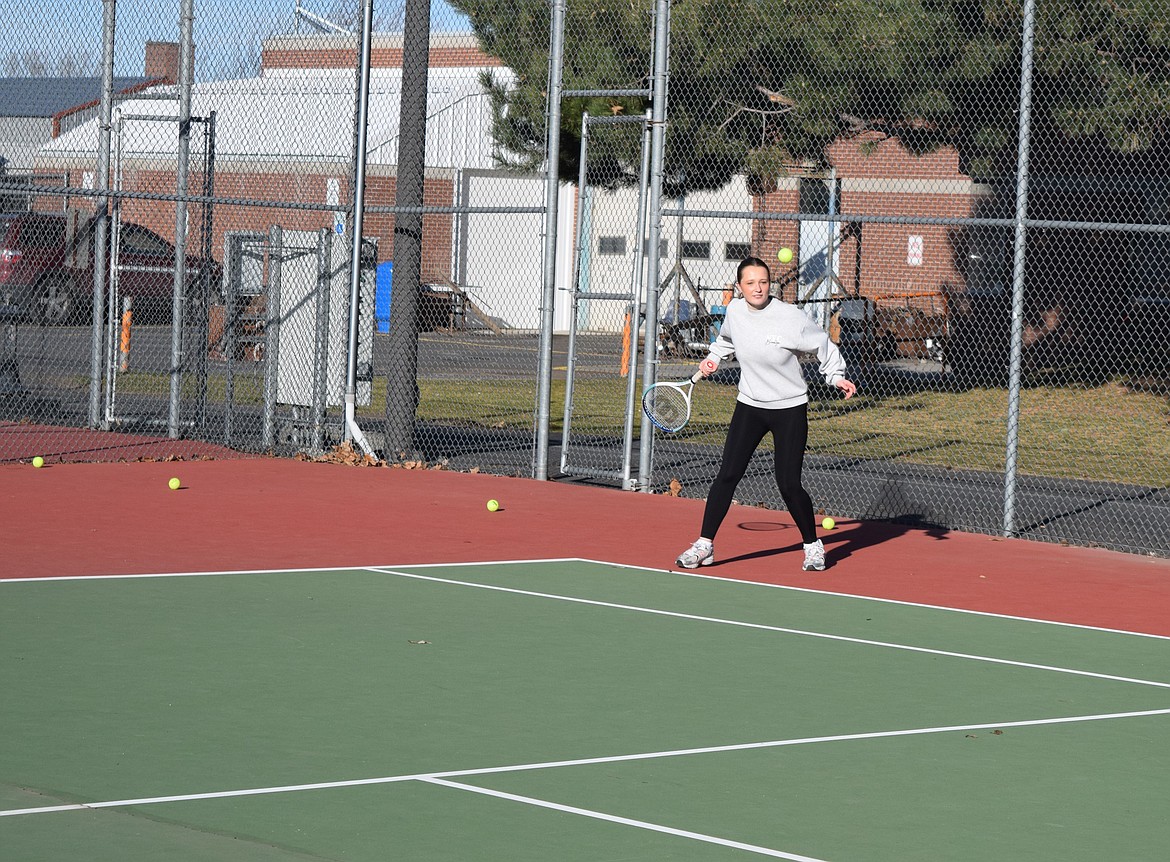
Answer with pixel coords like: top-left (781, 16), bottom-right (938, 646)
top-left (691, 370), bottom-right (704, 383)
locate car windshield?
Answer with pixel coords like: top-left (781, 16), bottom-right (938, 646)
top-left (26, 218), bottom-right (65, 247)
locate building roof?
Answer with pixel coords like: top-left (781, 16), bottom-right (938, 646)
top-left (39, 66), bottom-right (512, 171)
top-left (0, 77), bottom-right (158, 118)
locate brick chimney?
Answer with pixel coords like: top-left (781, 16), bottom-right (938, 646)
top-left (144, 41), bottom-right (185, 83)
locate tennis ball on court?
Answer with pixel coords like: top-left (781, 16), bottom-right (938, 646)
top-left (486, 499), bottom-right (499, 512)
top-left (822, 517), bottom-right (836, 530)
top-left (32, 456), bottom-right (44, 468)
top-left (777, 247), bottom-right (794, 264)
top-left (168, 477), bottom-right (181, 491)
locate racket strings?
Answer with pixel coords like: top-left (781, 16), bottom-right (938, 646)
top-left (644, 384), bottom-right (689, 432)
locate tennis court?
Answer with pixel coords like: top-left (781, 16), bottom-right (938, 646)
top-left (4, 555), bottom-right (1169, 861)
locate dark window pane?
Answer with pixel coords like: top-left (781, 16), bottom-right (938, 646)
top-left (598, 236), bottom-right (626, 255)
top-left (725, 242), bottom-right (751, 261)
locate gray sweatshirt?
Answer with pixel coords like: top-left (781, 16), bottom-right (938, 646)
top-left (704, 297), bottom-right (847, 409)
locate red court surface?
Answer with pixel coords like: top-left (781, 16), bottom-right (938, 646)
top-left (0, 421), bottom-right (243, 463)
top-left (5, 454), bottom-right (1170, 637)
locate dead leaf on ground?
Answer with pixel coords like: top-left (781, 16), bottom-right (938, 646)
top-left (304, 442), bottom-right (387, 467)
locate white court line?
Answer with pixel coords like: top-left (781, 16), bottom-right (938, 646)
top-left (588, 558), bottom-right (1170, 642)
top-left (362, 557), bottom-right (1170, 642)
top-left (422, 778), bottom-right (829, 861)
top-left (0, 565), bottom-right (388, 583)
top-left (370, 568), bottom-right (1170, 690)
top-left (4, 707), bottom-right (1169, 818)
top-left (0, 559), bottom-right (582, 584)
top-left (8, 556), bottom-right (1168, 644)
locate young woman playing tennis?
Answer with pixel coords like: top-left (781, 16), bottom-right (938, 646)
top-left (675, 256), bottom-right (857, 572)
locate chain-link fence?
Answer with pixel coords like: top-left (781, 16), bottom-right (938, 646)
top-left (2, 1), bottom-right (1168, 557)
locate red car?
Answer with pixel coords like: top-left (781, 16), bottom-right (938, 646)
top-left (0, 211), bottom-right (222, 324)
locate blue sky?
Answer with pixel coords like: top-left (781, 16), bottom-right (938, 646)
top-left (2, 0), bottom-right (470, 81)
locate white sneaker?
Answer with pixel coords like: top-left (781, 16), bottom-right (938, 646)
top-left (676, 539), bottom-right (714, 569)
top-left (802, 540), bottom-right (826, 572)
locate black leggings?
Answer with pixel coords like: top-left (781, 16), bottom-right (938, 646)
top-left (700, 400), bottom-right (817, 544)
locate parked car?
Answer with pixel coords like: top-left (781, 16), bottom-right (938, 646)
top-left (0, 211), bottom-right (222, 324)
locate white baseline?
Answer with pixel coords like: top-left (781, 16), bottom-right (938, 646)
top-left (4, 707), bottom-right (1169, 818)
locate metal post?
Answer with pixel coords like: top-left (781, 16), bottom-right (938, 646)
top-left (168, 0), bottom-right (195, 438)
top-left (559, 113), bottom-right (591, 475)
top-left (1003, 0), bottom-right (1038, 537)
top-left (195, 111), bottom-right (216, 431)
top-left (534, 0), bottom-right (567, 480)
top-left (102, 109), bottom-right (125, 427)
top-left (621, 110), bottom-right (653, 489)
top-left (88, 0), bottom-right (117, 428)
top-left (825, 166), bottom-right (838, 328)
top-left (224, 236), bottom-right (238, 447)
top-left (636, 0), bottom-right (672, 491)
top-left (312, 228), bottom-right (332, 453)
top-left (343, 0), bottom-right (376, 456)
top-left (261, 225), bottom-right (283, 450)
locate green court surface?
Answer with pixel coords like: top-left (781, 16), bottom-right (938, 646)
top-left (3, 560), bottom-right (1169, 861)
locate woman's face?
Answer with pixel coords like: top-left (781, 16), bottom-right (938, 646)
top-left (737, 265), bottom-right (771, 309)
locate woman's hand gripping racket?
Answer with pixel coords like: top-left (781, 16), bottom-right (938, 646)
top-left (642, 359), bottom-right (717, 433)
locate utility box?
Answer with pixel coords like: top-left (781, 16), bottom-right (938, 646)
top-left (275, 229), bottom-right (376, 410)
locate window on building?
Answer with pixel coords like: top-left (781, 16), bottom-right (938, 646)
top-left (799, 177), bottom-right (841, 215)
top-left (643, 237), bottom-right (669, 257)
top-left (681, 240), bottom-right (710, 260)
top-left (724, 242), bottom-right (751, 261)
top-left (598, 236), bottom-right (626, 255)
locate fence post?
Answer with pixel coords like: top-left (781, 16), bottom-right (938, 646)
top-left (636, 0), bottom-right (672, 491)
top-left (168, 0), bottom-right (195, 439)
top-left (88, 0), bottom-right (117, 429)
top-left (312, 228), bottom-right (332, 454)
top-left (1003, 0), bottom-right (1039, 537)
top-left (261, 225), bottom-right (284, 451)
top-left (343, 0), bottom-right (376, 457)
top-left (534, 0), bottom-right (567, 480)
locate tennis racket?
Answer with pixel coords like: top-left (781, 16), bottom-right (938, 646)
top-left (642, 370), bottom-right (703, 433)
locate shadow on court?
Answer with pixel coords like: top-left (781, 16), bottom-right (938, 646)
top-left (720, 514), bottom-right (950, 569)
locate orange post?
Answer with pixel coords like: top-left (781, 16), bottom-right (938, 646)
top-left (118, 297), bottom-right (132, 372)
top-left (619, 310), bottom-right (632, 377)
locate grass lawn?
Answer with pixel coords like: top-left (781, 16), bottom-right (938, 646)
top-left (103, 370), bottom-right (1169, 486)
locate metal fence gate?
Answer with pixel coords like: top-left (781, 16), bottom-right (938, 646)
top-left (215, 225), bottom-right (377, 456)
top-left (560, 111), bottom-right (652, 489)
top-left (100, 110), bottom-right (217, 434)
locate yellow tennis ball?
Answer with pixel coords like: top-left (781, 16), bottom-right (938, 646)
top-left (777, 247), bottom-right (794, 264)
top-left (486, 499), bottom-right (499, 512)
top-left (32, 456), bottom-right (44, 468)
top-left (821, 517), bottom-right (836, 530)
top-left (168, 477), bottom-right (181, 490)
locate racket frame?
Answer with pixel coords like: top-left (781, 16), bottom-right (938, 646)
top-left (642, 370), bottom-right (703, 433)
